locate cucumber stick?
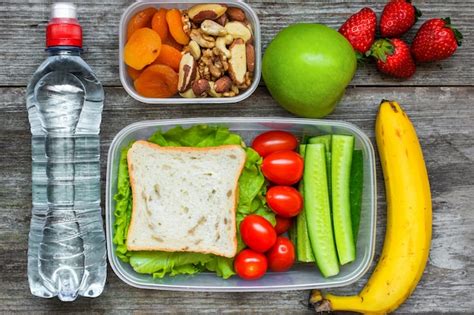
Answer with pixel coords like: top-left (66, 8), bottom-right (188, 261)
top-left (350, 150), bottom-right (364, 243)
top-left (308, 135), bottom-right (332, 199)
top-left (296, 145), bottom-right (315, 262)
top-left (331, 135), bottom-right (356, 265)
top-left (304, 144), bottom-right (339, 277)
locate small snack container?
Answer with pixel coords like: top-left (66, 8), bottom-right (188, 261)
top-left (106, 117), bottom-right (377, 291)
top-left (119, 0), bottom-right (261, 104)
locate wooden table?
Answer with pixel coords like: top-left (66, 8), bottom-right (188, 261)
top-left (1, 0), bottom-right (473, 313)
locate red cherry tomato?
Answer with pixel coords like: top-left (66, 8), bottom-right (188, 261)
top-left (274, 216), bottom-right (292, 235)
top-left (267, 186), bottom-right (303, 218)
top-left (252, 131), bottom-right (298, 157)
top-left (234, 249), bottom-right (268, 280)
top-left (266, 237), bottom-right (295, 272)
top-left (240, 214), bottom-right (277, 252)
top-left (262, 151), bottom-right (304, 185)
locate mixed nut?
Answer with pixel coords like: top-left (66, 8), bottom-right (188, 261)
top-left (180, 4), bottom-right (255, 98)
top-left (123, 3), bottom-right (255, 99)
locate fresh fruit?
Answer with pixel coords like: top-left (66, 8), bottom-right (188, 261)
top-left (331, 135), bottom-right (355, 265)
top-left (127, 7), bottom-right (157, 40)
top-left (166, 9), bottom-right (190, 45)
top-left (411, 18), bottom-right (463, 62)
top-left (266, 237), bottom-right (296, 272)
top-left (251, 131), bottom-right (298, 157)
top-left (266, 186), bottom-right (303, 218)
top-left (234, 249), bottom-right (268, 280)
top-left (338, 7), bottom-right (377, 54)
top-left (380, 0), bottom-right (421, 38)
top-left (371, 38), bottom-right (416, 79)
top-left (262, 151), bottom-right (304, 185)
top-left (240, 215), bottom-right (277, 253)
top-left (153, 44), bottom-right (182, 71)
top-left (262, 24), bottom-right (356, 118)
top-left (151, 8), bottom-right (169, 41)
top-left (134, 64), bottom-right (178, 98)
top-left (304, 144), bottom-right (339, 277)
top-left (310, 100), bottom-right (432, 313)
top-left (124, 27), bottom-right (162, 70)
top-left (274, 216), bottom-right (292, 235)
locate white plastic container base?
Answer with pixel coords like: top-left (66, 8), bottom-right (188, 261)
top-left (106, 117), bottom-right (377, 291)
top-left (119, 0), bottom-right (261, 104)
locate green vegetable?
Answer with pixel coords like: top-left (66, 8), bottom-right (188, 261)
top-left (304, 144), bottom-right (339, 277)
top-left (350, 150), bottom-right (364, 243)
top-left (295, 145), bottom-right (315, 262)
top-left (331, 135), bottom-right (355, 265)
top-left (308, 135), bottom-right (332, 199)
top-left (113, 125), bottom-right (274, 279)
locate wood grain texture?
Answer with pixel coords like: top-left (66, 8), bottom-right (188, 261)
top-left (0, 0), bottom-right (473, 86)
top-left (1, 86), bottom-right (473, 313)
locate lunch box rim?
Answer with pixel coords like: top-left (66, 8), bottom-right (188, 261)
top-left (106, 117), bottom-right (377, 292)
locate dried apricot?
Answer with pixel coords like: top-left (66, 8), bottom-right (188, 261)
top-left (124, 28), bottom-right (162, 70)
top-left (153, 44), bottom-right (182, 72)
top-left (127, 66), bottom-right (143, 80)
top-left (151, 8), bottom-right (169, 41)
top-left (166, 9), bottom-right (190, 45)
top-left (127, 7), bottom-right (157, 40)
top-left (134, 64), bottom-right (179, 98)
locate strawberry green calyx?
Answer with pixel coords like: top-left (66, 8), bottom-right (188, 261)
top-left (370, 39), bottom-right (395, 63)
top-left (443, 17), bottom-right (463, 46)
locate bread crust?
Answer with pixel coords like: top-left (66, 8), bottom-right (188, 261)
top-left (126, 140), bottom-right (245, 258)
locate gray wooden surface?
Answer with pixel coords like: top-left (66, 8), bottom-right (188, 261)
top-left (1, 0), bottom-right (473, 314)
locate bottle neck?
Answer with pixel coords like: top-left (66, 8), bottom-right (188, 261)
top-left (46, 46), bottom-right (82, 56)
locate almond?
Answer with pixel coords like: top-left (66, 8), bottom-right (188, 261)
top-left (215, 76), bottom-right (232, 93)
top-left (192, 79), bottom-right (211, 96)
top-left (227, 7), bottom-right (246, 22)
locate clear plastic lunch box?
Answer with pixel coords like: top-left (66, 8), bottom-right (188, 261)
top-left (119, 0), bottom-right (261, 104)
top-left (106, 117), bottom-right (377, 291)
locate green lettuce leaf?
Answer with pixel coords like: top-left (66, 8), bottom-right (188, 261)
top-left (112, 125), bottom-right (274, 279)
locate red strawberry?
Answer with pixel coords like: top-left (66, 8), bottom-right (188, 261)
top-left (411, 18), bottom-right (463, 62)
top-left (380, 0), bottom-right (422, 38)
top-left (339, 7), bottom-right (377, 55)
top-left (371, 38), bottom-right (416, 78)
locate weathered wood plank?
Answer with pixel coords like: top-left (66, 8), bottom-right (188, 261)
top-left (0, 86), bottom-right (473, 313)
top-left (0, 0), bottom-right (473, 87)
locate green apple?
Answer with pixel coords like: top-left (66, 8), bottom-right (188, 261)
top-left (262, 24), bottom-right (357, 118)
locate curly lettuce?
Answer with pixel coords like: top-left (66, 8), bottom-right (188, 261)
top-left (113, 125), bottom-right (274, 279)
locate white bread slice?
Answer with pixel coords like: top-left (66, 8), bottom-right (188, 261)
top-left (126, 140), bottom-right (246, 258)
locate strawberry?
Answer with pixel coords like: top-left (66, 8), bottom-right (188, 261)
top-left (411, 18), bottom-right (463, 62)
top-left (339, 7), bottom-right (377, 55)
top-left (380, 0), bottom-right (421, 38)
top-left (371, 38), bottom-right (416, 79)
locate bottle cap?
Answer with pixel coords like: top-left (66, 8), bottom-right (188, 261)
top-left (46, 2), bottom-right (82, 48)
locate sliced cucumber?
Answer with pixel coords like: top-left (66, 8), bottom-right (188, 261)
top-left (331, 135), bottom-right (355, 265)
top-left (304, 144), bottom-right (339, 277)
top-left (296, 145), bottom-right (315, 262)
top-left (350, 149), bottom-right (364, 244)
top-left (308, 135), bottom-right (332, 200)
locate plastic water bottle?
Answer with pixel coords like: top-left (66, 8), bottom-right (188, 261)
top-left (26, 3), bottom-right (106, 301)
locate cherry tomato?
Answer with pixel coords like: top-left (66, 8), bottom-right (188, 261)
top-left (262, 150), bottom-right (304, 185)
top-left (240, 214), bottom-right (277, 252)
top-left (267, 186), bottom-right (303, 218)
top-left (266, 237), bottom-right (295, 272)
top-left (234, 249), bottom-right (268, 280)
top-left (274, 216), bottom-right (292, 235)
top-left (252, 131), bottom-right (298, 157)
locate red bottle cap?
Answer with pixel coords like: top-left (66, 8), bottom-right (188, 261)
top-left (46, 3), bottom-right (82, 48)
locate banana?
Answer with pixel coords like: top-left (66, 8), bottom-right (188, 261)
top-left (310, 100), bottom-right (432, 314)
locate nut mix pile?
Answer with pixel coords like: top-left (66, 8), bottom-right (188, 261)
top-left (123, 4), bottom-right (255, 99)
